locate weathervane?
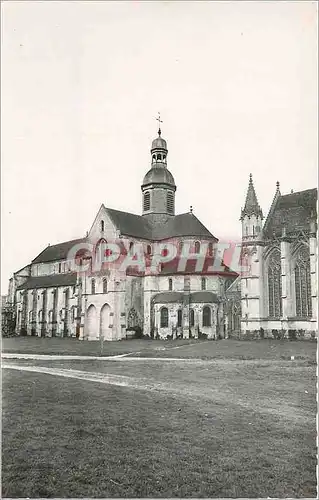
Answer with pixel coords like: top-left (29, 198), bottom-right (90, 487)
top-left (155, 112), bottom-right (163, 135)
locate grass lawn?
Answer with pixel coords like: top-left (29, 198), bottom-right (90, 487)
top-left (2, 350), bottom-right (317, 498)
top-left (2, 336), bottom-right (317, 361)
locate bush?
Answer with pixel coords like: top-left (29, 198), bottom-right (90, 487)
top-left (288, 329), bottom-right (297, 341)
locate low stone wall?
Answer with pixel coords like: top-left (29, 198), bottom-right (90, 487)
top-left (229, 328), bottom-right (317, 340)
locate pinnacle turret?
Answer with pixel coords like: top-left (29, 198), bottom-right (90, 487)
top-left (240, 174), bottom-right (263, 220)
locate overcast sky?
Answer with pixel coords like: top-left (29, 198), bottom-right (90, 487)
top-left (1, 1), bottom-right (317, 293)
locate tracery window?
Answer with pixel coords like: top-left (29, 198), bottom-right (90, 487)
top-left (160, 307), bottom-right (169, 328)
top-left (203, 306), bottom-right (211, 327)
top-left (294, 246), bottom-right (312, 317)
top-left (267, 250), bottom-right (282, 317)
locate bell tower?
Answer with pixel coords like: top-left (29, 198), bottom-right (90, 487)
top-left (141, 115), bottom-right (176, 218)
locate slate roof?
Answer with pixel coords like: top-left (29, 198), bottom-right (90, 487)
top-left (151, 213), bottom-right (216, 240)
top-left (106, 208), bottom-right (153, 239)
top-left (263, 188), bottom-right (317, 238)
top-left (17, 273), bottom-right (77, 290)
top-left (159, 256), bottom-right (237, 276)
top-left (30, 211), bottom-right (218, 264)
top-left (32, 238), bottom-right (87, 264)
top-left (152, 291), bottom-right (220, 304)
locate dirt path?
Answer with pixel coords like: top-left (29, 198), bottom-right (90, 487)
top-left (3, 362), bottom-right (314, 425)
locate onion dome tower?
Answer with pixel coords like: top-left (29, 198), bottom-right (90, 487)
top-left (141, 120), bottom-right (176, 217)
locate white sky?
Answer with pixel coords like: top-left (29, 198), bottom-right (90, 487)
top-left (1, 1), bottom-right (318, 293)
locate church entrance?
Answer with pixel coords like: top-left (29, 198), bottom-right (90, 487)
top-left (100, 303), bottom-right (112, 340)
top-left (87, 305), bottom-right (97, 339)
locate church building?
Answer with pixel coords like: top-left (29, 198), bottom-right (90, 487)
top-left (9, 125), bottom-right (238, 341)
top-left (237, 175), bottom-right (317, 339)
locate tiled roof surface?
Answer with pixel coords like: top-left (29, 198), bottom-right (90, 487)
top-left (17, 273), bottom-right (77, 290)
top-left (263, 188), bottom-right (317, 238)
top-left (30, 211), bottom-right (218, 264)
top-left (152, 291), bottom-right (220, 304)
top-left (32, 238), bottom-right (87, 264)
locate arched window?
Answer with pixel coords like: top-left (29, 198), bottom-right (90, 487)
top-left (177, 309), bottom-right (182, 327)
top-left (147, 244), bottom-right (152, 255)
top-left (160, 307), bottom-right (169, 328)
top-left (267, 250), bottom-right (282, 317)
top-left (168, 278), bottom-right (173, 291)
top-left (179, 241), bottom-right (183, 254)
top-left (167, 192), bottom-right (174, 214)
top-left (103, 278), bottom-right (108, 294)
top-left (201, 277), bottom-right (206, 290)
top-left (208, 242), bottom-right (213, 256)
top-left (91, 278), bottom-right (96, 295)
top-left (144, 192), bottom-right (150, 211)
top-left (152, 154), bottom-right (156, 162)
top-left (100, 220), bottom-right (105, 232)
top-left (294, 246), bottom-right (312, 317)
top-left (203, 306), bottom-right (211, 327)
top-left (129, 241), bottom-right (134, 252)
top-left (195, 241), bottom-right (200, 253)
top-left (157, 153), bottom-right (161, 161)
top-left (189, 309), bottom-right (195, 327)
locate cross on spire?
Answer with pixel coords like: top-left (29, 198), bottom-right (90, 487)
top-left (155, 112), bottom-right (163, 136)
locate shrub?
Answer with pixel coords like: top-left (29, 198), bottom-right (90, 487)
top-left (259, 327), bottom-right (265, 339)
top-left (297, 329), bottom-right (305, 339)
top-left (288, 329), bottom-right (297, 341)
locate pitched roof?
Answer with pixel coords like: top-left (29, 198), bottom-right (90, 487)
top-left (30, 211), bottom-right (218, 264)
top-left (159, 256), bottom-right (237, 276)
top-left (32, 238), bottom-right (87, 264)
top-left (17, 273), bottom-right (77, 290)
top-left (151, 213), bottom-right (217, 240)
top-left (152, 291), bottom-right (220, 304)
top-left (240, 174), bottom-right (263, 219)
top-left (106, 208), bottom-right (153, 239)
top-left (105, 209), bottom-right (217, 240)
top-left (263, 188), bottom-right (317, 238)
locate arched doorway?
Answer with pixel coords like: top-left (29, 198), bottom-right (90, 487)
top-left (100, 303), bottom-right (111, 340)
top-left (87, 305), bottom-right (97, 339)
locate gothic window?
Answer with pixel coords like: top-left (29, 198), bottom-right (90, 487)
top-left (147, 245), bottom-right (152, 255)
top-left (294, 246), bottom-right (312, 317)
top-left (201, 277), bottom-right (206, 290)
top-left (91, 278), bottom-right (96, 295)
top-left (267, 250), bottom-right (282, 317)
top-left (189, 309), bottom-right (195, 327)
top-left (167, 192), bottom-right (174, 214)
top-left (195, 241), bottom-right (200, 253)
top-left (208, 242), bottom-right (213, 256)
top-left (129, 241), bottom-right (134, 252)
top-left (101, 220), bottom-right (105, 232)
top-left (160, 307), bottom-right (169, 328)
top-left (168, 278), bottom-right (173, 291)
top-left (144, 192), bottom-right (150, 211)
top-left (103, 278), bottom-right (108, 294)
top-left (179, 241), bottom-right (183, 253)
top-left (203, 306), bottom-right (211, 327)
